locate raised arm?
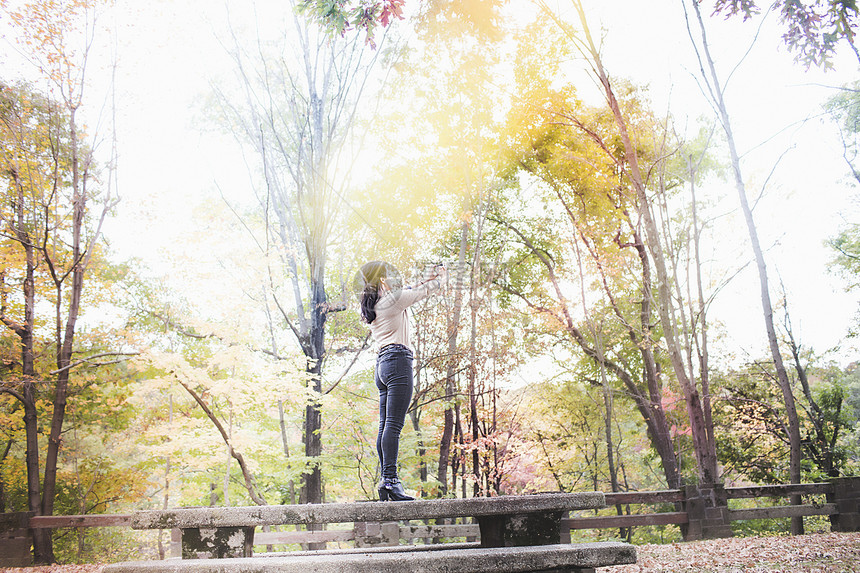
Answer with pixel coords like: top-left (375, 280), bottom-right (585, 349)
top-left (390, 266), bottom-right (448, 310)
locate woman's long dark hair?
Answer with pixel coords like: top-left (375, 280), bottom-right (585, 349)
top-left (358, 261), bottom-right (388, 324)
top-left (360, 286), bottom-right (380, 324)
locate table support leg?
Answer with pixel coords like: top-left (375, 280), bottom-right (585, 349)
top-left (477, 511), bottom-right (564, 547)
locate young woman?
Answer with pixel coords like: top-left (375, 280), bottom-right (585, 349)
top-left (358, 261), bottom-right (447, 501)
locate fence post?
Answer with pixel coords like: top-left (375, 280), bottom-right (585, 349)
top-left (830, 476), bottom-right (860, 532)
top-left (170, 528), bottom-right (181, 558)
top-left (0, 512), bottom-right (35, 567)
top-left (682, 483), bottom-right (732, 541)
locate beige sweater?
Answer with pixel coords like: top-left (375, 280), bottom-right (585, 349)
top-left (370, 277), bottom-right (445, 351)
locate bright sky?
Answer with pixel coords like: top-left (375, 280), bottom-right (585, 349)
top-left (3, 0), bottom-right (859, 365)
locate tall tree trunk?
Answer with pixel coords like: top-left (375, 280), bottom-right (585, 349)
top-left (689, 159), bottom-right (717, 464)
top-left (158, 396), bottom-right (173, 559)
top-left (453, 403), bottom-right (464, 497)
top-left (278, 400), bottom-right (297, 504)
top-left (609, 88), bottom-right (716, 484)
top-left (601, 382), bottom-right (628, 539)
top-left (411, 332), bottom-right (429, 487)
top-left (0, 440), bottom-right (10, 512)
top-left (5, 149), bottom-right (52, 563)
top-left (468, 213), bottom-right (483, 497)
top-left (625, 225), bottom-right (683, 490)
top-left (303, 364), bottom-right (324, 504)
top-left (438, 223), bottom-right (468, 495)
top-left (42, 108), bottom-right (87, 564)
top-left (488, 287), bottom-right (501, 495)
top-left (302, 270), bottom-right (327, 506)
top-left (469, 297), bottom-right (480, 497)
top-left (224, 408), bottom-right (233, 506)
top-left (688, 0), bottom-right (802, 531)
top-left (572, 211), bottom-right (625, 501)
top-left (22, 383), bottom-right (49, 560)
top-left (302, 270), bottom-right (327, 549)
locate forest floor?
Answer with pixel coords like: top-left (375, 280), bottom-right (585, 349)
top-left (1, 532), bottom-right (858, 572)
top-left (602, 531), bottom-right (860, 572)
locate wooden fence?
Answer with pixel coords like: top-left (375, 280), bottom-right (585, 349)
top-left (2, 477), bottom-right (858, 566)
top-left (562, 480), bottom-right (855, 541)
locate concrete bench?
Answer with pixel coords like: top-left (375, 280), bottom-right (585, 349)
top-left (129, 492), bottom-right (605, 557)
top-left (104, 541), bottom-right (636, 573)
top-left (106, 492), bottom-right (636, 572)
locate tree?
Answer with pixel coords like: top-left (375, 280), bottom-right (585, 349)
top-left (782, 309), bottom-right (855, 480)
top-left (131, 343), bottom-right (302, 508)
top-left (494, 124), bottom-right (685, 490)
top-left (715, 364), bottom-right (795, 483)
top-left (0, 81), bottom-right (115, 560)
top-left (825, 80), bottom-right (860, 184)
top-left (711, 0), bottom-right (860, 68)
top-left (0, 0), bottom-right (118, 560)
top-left (716, 355), bottom-right (857, 482)
top-left (565, 0), bottom-right (718, 486)
top-left (297, 0), bottom-right (405, 47)
top-left (211, 1), bottom-right (385, 508)
top-left (508, 2), bottom-right (721, 488)
top-left (685, 0), bottom-right (803, 532)
top-left (826, 81), bottom-right (860, 301)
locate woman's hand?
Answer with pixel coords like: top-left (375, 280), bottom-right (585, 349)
top-left (416, 264), bottom-right (446, 288)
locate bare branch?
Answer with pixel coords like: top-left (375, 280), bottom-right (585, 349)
top-left (149, 311), bottom-right (217, 340)
top-left (324, 332), bottom-right (371, 394)
top-left (170, 370), bottom-right (267, 506)
top-left (49, 352), bottom-right (138, 375)
top-left (0, 386), bottom-right (27, 404)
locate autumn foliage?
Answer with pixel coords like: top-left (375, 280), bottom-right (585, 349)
top-left (2, 0), bottom-right (860, 565)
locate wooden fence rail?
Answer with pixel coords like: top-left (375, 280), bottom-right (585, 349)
top-left (563, 489), bottom-right (688, 531)
top-left (29, 514), bottom-right (133, 528)
top-left (561, 480), bottom-right (858, 539)
top-left (725, 483), bottom-right (835, 498)
top-left (3, 477), bottom-right (859, 566)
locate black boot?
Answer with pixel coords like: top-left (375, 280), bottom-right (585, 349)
top-left (378, 477), bottom-right (414, 501)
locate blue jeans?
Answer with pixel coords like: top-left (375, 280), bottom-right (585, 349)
top-left (375, 344), bottom-right (414, 480)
